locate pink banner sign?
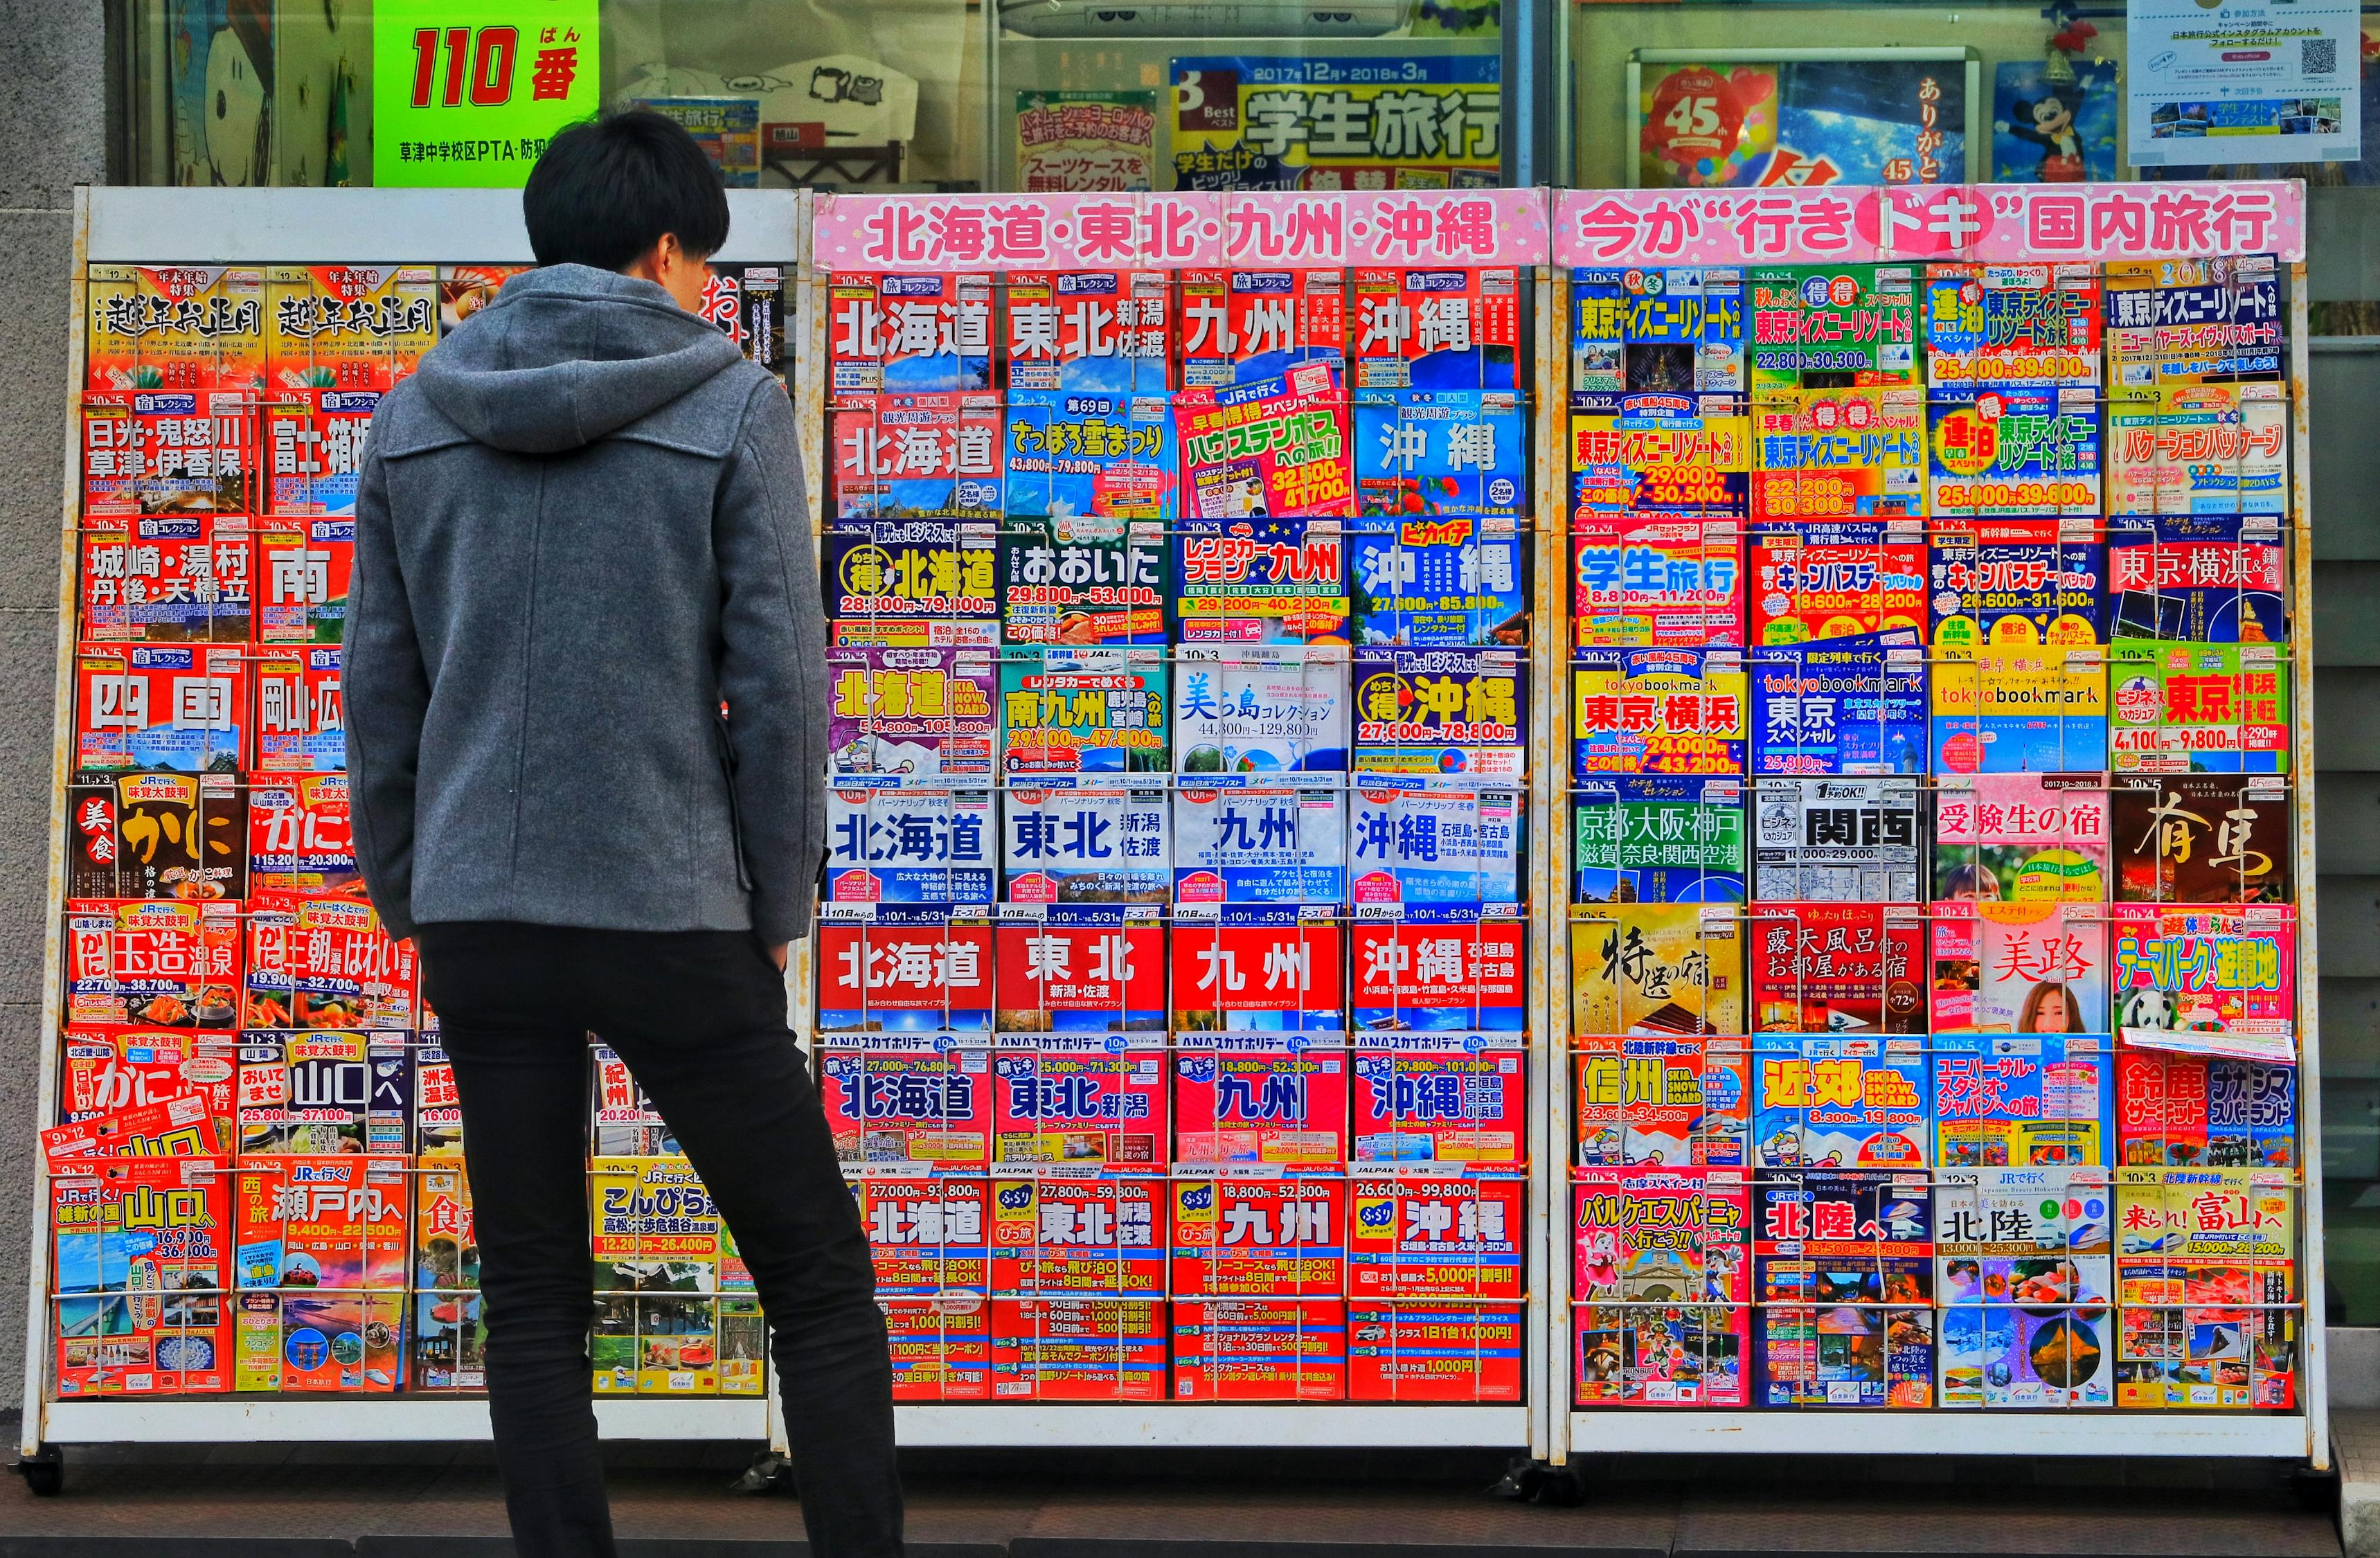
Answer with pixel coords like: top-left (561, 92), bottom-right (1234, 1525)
top-left (812, 193), bottom-right (1219, 271)
top-left (813, 189), bottom-right (1553, 271)
top-left (1551, 181), bottom-right (2305, 267)
top-left (816, 183), bottom-right (2298, 271)
top-left (1217, 189), bottom-right (1550, 267)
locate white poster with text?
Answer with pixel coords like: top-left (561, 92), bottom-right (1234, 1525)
top-left (2129, 0), bottom-right (2361, 168)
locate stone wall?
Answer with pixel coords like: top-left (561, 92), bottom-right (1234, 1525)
top-left (0, 0), bottom-right (104, 1411)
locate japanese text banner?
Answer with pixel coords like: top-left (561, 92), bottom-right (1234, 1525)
top-left (814, 184), bottom-right (2296, 270)
top-left (1216, 190), bottom-right (1548, 267)
top-left (813, 190), bottom-right (1553, 271)
top-left (1552, 181), bottom-right (2305, 267)
top-left (816, 195), bottom-right (1215, 272)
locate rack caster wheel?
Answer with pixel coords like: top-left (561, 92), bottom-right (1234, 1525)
top-left (1489, 1454), bottom-right (1585, 1507)
top-left (17, 1447), bottom-right (62, 1497)
top-left (2292, 1465), bottom-right (2338, 1514)
top-left (1533, 1463), bottom-right (1587, 1507)
top-left (731, 1449), bottom-right (793, 1495)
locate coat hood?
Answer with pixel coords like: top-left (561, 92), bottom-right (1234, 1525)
top-left (410, 264), bottom-right (744, 454)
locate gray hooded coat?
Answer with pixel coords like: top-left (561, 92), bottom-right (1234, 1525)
top-left (343, 264), bottom-right (825, 947)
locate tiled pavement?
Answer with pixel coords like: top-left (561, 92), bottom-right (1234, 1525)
top-left (2335, 1407), bottom-right (2380, 1557)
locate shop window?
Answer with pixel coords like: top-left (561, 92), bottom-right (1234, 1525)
top-left (112, 0), bottom-right (1515, 192)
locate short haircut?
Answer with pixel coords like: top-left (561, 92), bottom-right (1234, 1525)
top-left (522, 110), bottom-right (731, 271)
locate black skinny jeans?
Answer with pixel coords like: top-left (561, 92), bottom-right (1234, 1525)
top-left (418, 922), bottom-right (903, 1558)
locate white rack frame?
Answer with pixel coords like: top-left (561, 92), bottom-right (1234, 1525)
top-left (21, 185), bottom-right (2328, 1469)
top-left (790, 224), bottom-right (1573, 1458)
top-left (1544, 259), bottom-right (2331, 1473)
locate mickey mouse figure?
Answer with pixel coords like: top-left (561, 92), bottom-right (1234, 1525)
top-left (2002, 80), bottom-right (2088, 183)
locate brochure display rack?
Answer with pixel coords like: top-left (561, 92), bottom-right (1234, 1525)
top-left (802, 188), bottom-right (1557, 1452)
top-left (19, 180), bottom-right (2325, 1480)
top-left (1537, 181), bottom-right (2324, 1467)
top-left (22, 188), bottom-right (806, 1474)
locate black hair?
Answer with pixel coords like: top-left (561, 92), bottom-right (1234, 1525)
top-left (522, 109), bottom-right (731, 271)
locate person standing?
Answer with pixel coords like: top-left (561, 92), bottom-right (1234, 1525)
top-left (343, 110), bottom-right (903, 1558)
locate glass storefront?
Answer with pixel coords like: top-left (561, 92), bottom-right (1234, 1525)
top-left (1556, 3), bottom-right (2380, 336)
top-left (111, 0), bottom-right (1512, 192)
top-left (115, 1), bottom-right (996, 190)
top-left (105, 3), bottom-right (2380, 199)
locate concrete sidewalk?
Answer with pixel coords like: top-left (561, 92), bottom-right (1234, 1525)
top-left (2335, 1407), bottom-right (2379, 1557)
top-left (0, 1441), bottom-right (2340, 1557)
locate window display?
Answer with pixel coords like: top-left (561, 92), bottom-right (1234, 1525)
top-left (115, 0), bottom-right (1515, 195)
top-left (1570, 3), bottom-right (2137, 192)
top-left (1631, 50), bottom-right (1980, 189)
